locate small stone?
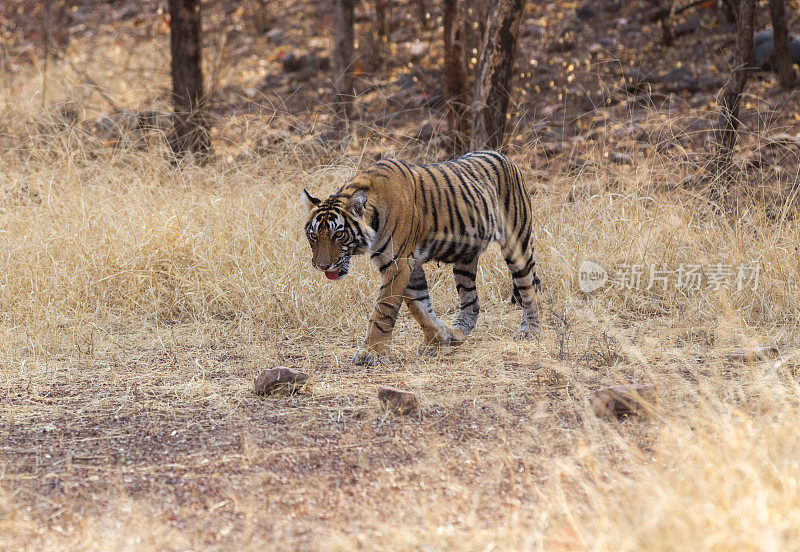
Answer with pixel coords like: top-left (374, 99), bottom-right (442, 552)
top-left (592, 384), bottom-right (656, 419)
top-left (266, 28), bottom-right (285, 42)
top-left (407, 41), bottom-right (428, 61)
top-left (726, 345), bottom-right (779, 362)
top-left (522, 23), bottom-right (545, 38)
top-left (576, 2), bottom-right (594, 20)
top-left (254, 367), bottom-right (309, 395)
top-left (674, 17), bottom-right (701, 38)
top-left (609, 152), bottom-right (633, 165)
top-left (378, 386), bottom-right (418, 415)
top-left (281, 52), bottom-right (303, 73)
top-left (418, 122), bottom-right (435, 141)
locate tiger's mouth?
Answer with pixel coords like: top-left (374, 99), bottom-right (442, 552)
top-left (321, 256), bottom-right (350, 281)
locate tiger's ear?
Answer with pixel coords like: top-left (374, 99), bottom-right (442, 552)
top-left (349, 190), bottom-right (367, 218)
top-left (302, 189), bottom-right (321, 211)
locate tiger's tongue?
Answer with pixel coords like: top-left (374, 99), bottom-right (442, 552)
top-left (324, 270), bottom-right (340, 280)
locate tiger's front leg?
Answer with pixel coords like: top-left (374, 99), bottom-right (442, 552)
top-left (352, 258), bottom-right (413, 366)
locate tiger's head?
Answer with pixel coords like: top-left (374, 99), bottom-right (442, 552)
top-left (302, 188), bottom-right (375, 280)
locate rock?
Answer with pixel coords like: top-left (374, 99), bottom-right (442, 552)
top-left (407, 41), bottom-right (428, 61)
top-left (548, 37), bottom-right (575, 54)
top-left (725, 345), bottom-right (779, 362)
top-left (576, 2), bottom-right (594, 20)
top-left (522, 22), bottom-right (545, 38)
top-left (266, 28), bottom-right (285, 42)
top-left (317, 130), bottom-right (339, 145)
top-left (378, 386), bottom-right (418, 414)
top-left (592, 384), bottom-right (656, 419)
top-left (256, 129), bottom-right (292, 152)
top-left (753, 29), bottom-right (800, 69)
top-left (261, 73), bottom-right (286, 90)
top-left (658, 66), bottom-right (702, 94)
top-left (674, 17), bottom-right (702, 38)
top-left (254, 367), bottom-right (309, 395)
top-left (281, 53), bottom-right (330, 75)
top-left (281, 52), bottom-right (304, 73)
top-left (609, 152), bottom-right (633, 165)
top-left (540, 142), bottom-right (564, 156)
top-left (418, 122), bottom-right (435, 141)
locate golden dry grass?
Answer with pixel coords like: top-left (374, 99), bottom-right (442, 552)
top-left (3, 45), bottom-right (800, 552)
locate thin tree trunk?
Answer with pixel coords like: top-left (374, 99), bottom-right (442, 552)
top-left (41, 1), bottom-right (50, 109)
top-left (720, 0), bottom-right (738, 22)
top-left (662, 1), bottom-right (677, 46)
top-left (713, 0), bottom-right (755, 183)
top-left (444, 0), bottom-right (470, 153)
top-left (414, 0), bottom-right (429, 28)
top-left (768, 0), bottom-right (796, 89)
top-left (333, 0), bottom-right (356, 128)
top-left (470, 0), bottom-right (526, 151)
top-left (371, 0), bottom-right (387, 67)
top-left (168, 0), bottom-right (211, 159)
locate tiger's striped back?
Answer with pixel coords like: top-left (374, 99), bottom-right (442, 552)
top-left (303, 150), bottom-right (541, 365)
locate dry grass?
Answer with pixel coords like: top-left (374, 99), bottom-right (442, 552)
top-left (3, 44), bottom-right (800, 552)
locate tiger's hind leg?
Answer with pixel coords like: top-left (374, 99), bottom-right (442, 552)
top-left (451, 258), bottom-right (480, 343)
top-left (502, 242), bottom-right (541, 339)
top-left (404, 261), bottom-right (454, 355)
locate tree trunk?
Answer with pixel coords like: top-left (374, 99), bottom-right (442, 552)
top-left (470, 0), bottom-right (526, 151)
top-left (333, 0), bottom-right (356, 127)
top-left (768, 0), bottom-right (796, 89)
top-left (168, 0), bottom-right (211, 159)
top-left (414, 0), bottom-right (429, 28)
top-left (713, 0), bottom-right (755, 183)
top-left (444, 0), bottom-right (470, 153)
top-left (371, 0), bottom-right (387, 67)
top-left (661, 1), bottom-right (677, 46)
top-left (720, 0), bottom-right (738, 22)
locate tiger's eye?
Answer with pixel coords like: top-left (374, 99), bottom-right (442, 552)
top-left (333, 230), bottom-right (345, 240)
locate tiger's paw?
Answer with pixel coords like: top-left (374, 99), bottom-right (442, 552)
top-left (449, 327), bottom-right (468, 345)
top-left (513, 327), bottom-right (540, 341)
top-left (352, 349), bottom-right (390, 366)
top-left (417, 341), bottom-right (452, 357)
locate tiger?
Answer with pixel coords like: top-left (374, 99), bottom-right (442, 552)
top-left (302, 150), bottom-right (541, 366)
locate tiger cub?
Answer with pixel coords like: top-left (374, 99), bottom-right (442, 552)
top-left (303, 150), bottom-right (541, 365)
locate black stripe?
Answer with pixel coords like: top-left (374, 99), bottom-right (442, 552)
top-left (383, 159), bottom-right (410, 179)
top-left (453, 267), bottom-right (476, 278)
top-left (371, 237), bottom-right (390, 258)
top-left (378, 257), bottom-right (396, 272)
top-left (369, 209), bottom-right (380, 232)
top-left (511, 260), bottom-right (535, 279)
